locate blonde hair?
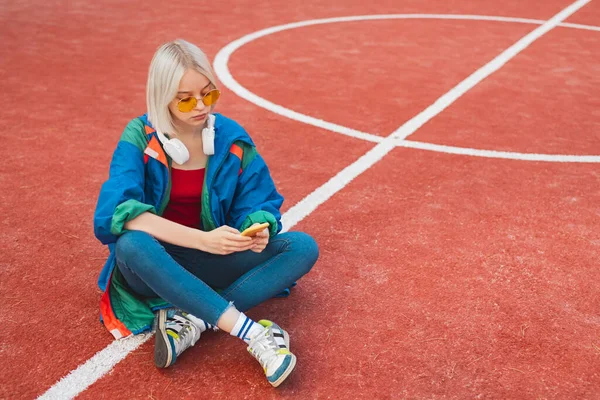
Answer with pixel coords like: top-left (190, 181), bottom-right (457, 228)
top-left (146, 39), bottom-right (218, 134)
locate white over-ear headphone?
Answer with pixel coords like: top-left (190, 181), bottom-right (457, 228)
top-left (155, 131), bottom-right (189, 165)
top-left (155, 114), bottom-right (216, 164)
top-left (202, 114), bottom-right (216, 156)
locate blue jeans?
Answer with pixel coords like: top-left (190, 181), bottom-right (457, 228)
top-left (115, 230), bottom-right (319, 326)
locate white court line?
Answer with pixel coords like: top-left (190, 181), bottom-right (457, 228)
top-left (280, 0), bottom-right (592, 229)
top-left (399, 140), bottom-right (600, 163)
top-left (213, 12), bottom-right (600, 162)
top-left (213, 13), bottom-right (561, 145)
top-left (561, 22), bottom-right (600, 32)
top-left (38, 335), bottom-right (151, 400)
top-left (391, 6), bottom-right (591, 141)
top-left (37, 2), bottom-right (592, 399)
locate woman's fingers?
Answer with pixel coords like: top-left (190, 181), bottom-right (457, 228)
top-left (226, 235), bottom-right (267, 253)
top-left (254, 227), bottom-right (269, 236)
top-left (249, 232), bottom-right (269, 253)
top-left (212, 226), bottom-right (269, 254)
top-left (222, 230), bottom-right (252, 242)
top-left (224, 236), bottom-right (254, 251)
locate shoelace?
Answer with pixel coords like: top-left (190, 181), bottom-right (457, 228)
top-left (248, 330), bottom-right (279, 370)
top-left (168, 316), bottom-right (199, 356)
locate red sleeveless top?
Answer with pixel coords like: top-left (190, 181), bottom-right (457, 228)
top-left (162, 168), bottom-right (205, 229)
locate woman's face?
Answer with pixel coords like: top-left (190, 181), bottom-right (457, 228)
top-left (168, 69), bottom-right (213, 130)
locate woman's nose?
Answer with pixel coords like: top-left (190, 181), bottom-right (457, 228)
top-left (193, 97), bottom-right (206, 111)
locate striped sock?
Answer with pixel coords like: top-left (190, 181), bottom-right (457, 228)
top-left (183, 313), bottom-right (216, 333)
top-left (230, 313), bottom-right (264, 343)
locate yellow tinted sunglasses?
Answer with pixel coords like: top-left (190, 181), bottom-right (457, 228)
top-left (177, 89), bottom-right (221, 112)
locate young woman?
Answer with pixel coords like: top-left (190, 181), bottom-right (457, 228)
top-left (93, 39), bottom-right (319, 387)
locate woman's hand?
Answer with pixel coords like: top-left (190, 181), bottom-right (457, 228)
top-left (250, 224), bottom-right (270, 253)
top-left (198, 226), bottom-right (254, 255)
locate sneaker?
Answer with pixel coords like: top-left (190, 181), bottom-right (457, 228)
top-left (154, 309), bottom-right (201, 368)
top-left (247, 320), bottom-right (296, 387)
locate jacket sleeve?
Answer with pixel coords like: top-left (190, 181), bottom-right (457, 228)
top-left (229, 150), bottom-right (284, 237)
top-left (93, 122), bottom-right (156, 245)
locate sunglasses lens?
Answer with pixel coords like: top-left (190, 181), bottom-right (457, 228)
top-left (202, 89), bottom-right (220, 106)
top-left (178, 97), bottom-right (197, 112)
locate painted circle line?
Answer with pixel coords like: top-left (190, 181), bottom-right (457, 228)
top-left (214, 14), bottom-right (600, 163)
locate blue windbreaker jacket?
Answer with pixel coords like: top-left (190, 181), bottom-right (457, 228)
top-left (93, 113), bottom-right (284, 338)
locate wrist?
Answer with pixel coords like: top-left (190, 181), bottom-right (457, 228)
top-left (193, 229), bottom-right (209, 251)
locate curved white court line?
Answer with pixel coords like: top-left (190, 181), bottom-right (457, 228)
top-left (38, 2), bottom-right (595, 399)
top-left (214, 12), bottom-right (600, 163)
top-left (400, 140), bottom-right (600, 163)
top-left (561, 21), bottom-right (600, 32)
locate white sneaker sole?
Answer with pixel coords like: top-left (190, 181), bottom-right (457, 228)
top-left (154, 309), bottom-right (173, 368)
top-left (270, 353), bottom-right (297, 388)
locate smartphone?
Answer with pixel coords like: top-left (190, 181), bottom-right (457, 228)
top-left (240, 222), bottom-right (270, 237)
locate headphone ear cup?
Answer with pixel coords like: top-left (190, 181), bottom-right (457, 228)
top-left (202, 126), bottom-right (215, 155)
top-left (163, 138), bottom-right (190, 164)
top-left (202, 114), bottom-right (216, 155)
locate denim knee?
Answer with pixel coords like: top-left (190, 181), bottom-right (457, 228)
top-left (286, 231), bottom-right (319, 274)
top-left (115, 230), bottom-right (154, 263)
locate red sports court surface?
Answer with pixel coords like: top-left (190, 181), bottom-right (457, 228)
top-left (1, 0), bottom-right (599, 399)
